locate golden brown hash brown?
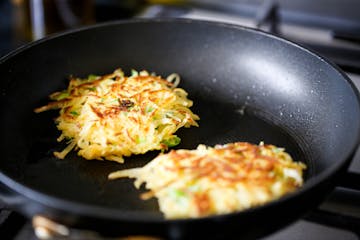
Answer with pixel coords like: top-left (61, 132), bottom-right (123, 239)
top-left (109, 142), bottom-right (306, 219)
top-left (34, 69), bottom-right (199, 163)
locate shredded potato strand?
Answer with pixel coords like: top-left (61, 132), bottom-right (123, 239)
top-left (35, 69), bottom-right (199, 162)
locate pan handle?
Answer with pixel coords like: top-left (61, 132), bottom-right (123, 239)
top-left (0, 182), bottom-right (25, 207)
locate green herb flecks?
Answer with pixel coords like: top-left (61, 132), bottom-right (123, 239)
top-left (145, 104), bottom-right (154, 113)
top-left (88, 74), bottom-right (99, 81)
top-left (70, 110), bottom-right (80, 116)
top-left (87, 87), bottom-right (97, 91)
top-left (161, 136), bottom-right (181, 147)
top-left (131, 69), bottom-right (138, 77)
top-left (51, 91), bottom-right (69, 101)
top-left (170, 189), bottom-right (186, 199)
top-left (169, 188), bottom-right (188, 205)
top-left (136, 136), bottom-right (146, 144)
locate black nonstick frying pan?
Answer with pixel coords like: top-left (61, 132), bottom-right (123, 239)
top-left (0, 19), bottom-right (360, 239)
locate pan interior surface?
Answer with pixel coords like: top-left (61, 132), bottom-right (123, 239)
top-left (0, 19), bottom-right (359, 221)
top-left (1, 100), bottom-right (306, 215)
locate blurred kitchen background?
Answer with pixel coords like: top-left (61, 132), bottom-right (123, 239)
top-left (0, 0), bottom-right (141, 56)
top-left (1, 0), bottom-right (360, 239)
top-left (1, 0), bottom-right (360, 72)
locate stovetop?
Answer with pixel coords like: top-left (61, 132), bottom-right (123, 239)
top-left (1, 1), bottom-right (360, 239)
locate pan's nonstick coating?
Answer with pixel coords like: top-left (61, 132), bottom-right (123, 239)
top-left (0, 19), bottom-right (359, 239)
top-left (9, 104), bottom-right (306, 211)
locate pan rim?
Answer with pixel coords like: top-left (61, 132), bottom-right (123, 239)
top-left (0, 18), bottom-right (360, 224)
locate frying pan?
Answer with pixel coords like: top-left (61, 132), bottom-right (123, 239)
top-left (0, 19), bottom-right (359, 239)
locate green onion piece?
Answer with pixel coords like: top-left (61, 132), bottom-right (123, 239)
top-left (88, 74), bottom-right (99, 81)
top-left (145, 105), bottom-right (154, 113)
top-left (70, 110), bottom-right (79, 116)
top-left (272, 147), bottom-right (283, 154)
top-left (171, 189), bottom-right (186, 199)
top-left (136, 136), bottom-right (146, 144)
top-left (52, 91), bottom-right (69, 101)
top-left (161, 136), bottom-right (181, 147)
top-left (131, 69), bottom-right (138, 77)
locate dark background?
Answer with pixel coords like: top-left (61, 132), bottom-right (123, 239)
top-left (1, 0), bottom-right (360, 58)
